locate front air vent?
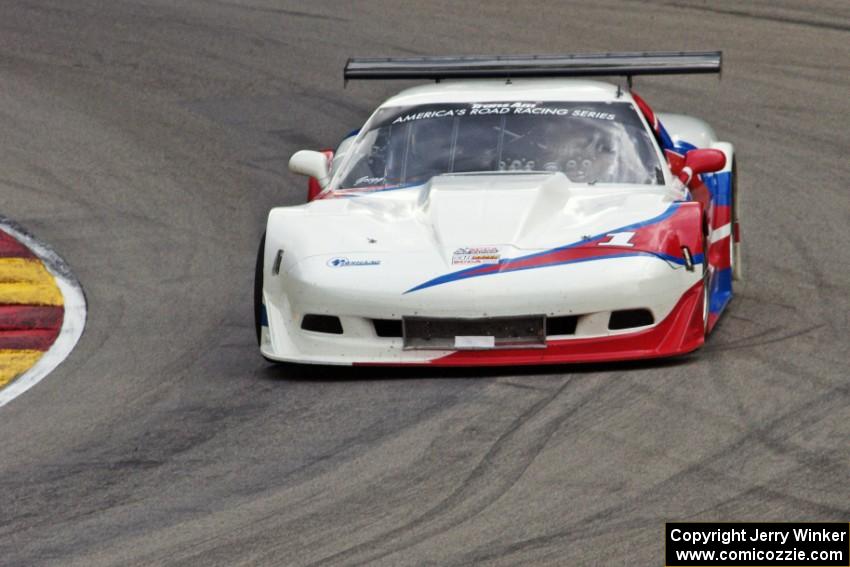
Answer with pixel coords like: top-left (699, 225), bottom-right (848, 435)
top-left (301, 314), bottom-right (343, 334)
top-left (608, 309), bottom-right (654, 330)
top-left (373, 319), bottom-right (403, 338)
top-left (547, 315), bottom-right (578, 336)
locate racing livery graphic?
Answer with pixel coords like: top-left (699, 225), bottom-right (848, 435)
top-left (255, 52), bottom-right (740, 366)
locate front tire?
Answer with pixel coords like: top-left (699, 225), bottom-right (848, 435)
top-left (730, 158), bottom-right (743, 281)
top-left (254, 232), bottom-right (265, 346)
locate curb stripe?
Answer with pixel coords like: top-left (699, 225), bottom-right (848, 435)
top-left (0, 305), bottom-right (64, 330)
top-left (0, 257), bottom-right (64, 305)
top-left (0, 328), bottom-right (63, 350)
top-left (0, 281), bottom-right (64, 305)
top-left (0, 230), bottom-right (36, 258)
top-left (0, 350), bottom-right (43, 388)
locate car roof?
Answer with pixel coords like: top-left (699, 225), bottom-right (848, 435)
top-left (378, 78), bottom-right (630, 107)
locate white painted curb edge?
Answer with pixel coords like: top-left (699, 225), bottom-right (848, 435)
top-left (0, 218), bottom-right (87, 408)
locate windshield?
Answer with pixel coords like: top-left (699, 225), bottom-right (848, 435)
top-left (332, 101), bottom-right (663, 191)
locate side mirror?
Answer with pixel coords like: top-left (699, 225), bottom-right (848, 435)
top-left (289, 150), bottom-right (330, 188)
top-left (679, 149), bottom-right (726, 185)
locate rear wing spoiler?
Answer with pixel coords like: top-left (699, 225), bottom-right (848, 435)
top-left (344, 51), bottom-right (721, 83)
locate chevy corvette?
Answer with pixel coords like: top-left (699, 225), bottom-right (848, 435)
top-left (255, 52), bottom-right (740, 366)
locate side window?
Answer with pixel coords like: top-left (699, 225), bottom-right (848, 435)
top-left (338, 129), bottom-right (384, 186)
top-left (331, 131), bottom-right (358, 174)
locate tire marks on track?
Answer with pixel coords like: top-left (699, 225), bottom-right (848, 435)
top-left (293, 373), bottom-right (639, 567)
top-left (449, 379), bottom-right (850, 566)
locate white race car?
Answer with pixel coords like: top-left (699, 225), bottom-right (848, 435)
top-left (255, 52), bottom-right (740, 366)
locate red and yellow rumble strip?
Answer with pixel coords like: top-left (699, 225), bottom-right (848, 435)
top-left (0, 228), bottom-right (64, 388)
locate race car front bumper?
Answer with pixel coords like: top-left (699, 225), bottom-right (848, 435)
top-left (259, 255), bottom-right (706, 366)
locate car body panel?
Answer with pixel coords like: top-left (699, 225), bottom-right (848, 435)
top-left (259, 78), bottom-right (736, 365)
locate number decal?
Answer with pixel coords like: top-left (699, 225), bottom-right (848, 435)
top-left (598, 232), bottom-right (636, 247)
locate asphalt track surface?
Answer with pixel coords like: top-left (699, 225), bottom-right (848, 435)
top-left (1, 1), bottom-right (848, 565)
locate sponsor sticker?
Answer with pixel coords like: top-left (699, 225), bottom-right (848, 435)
top-left (452, 246), bottom-right (501, 265)
top-left (354, 175), bottom-right (385, 186)
top-left (389, 102), bottom-right (617, 124)
top-left (327, 257), bottom-right (381, 268)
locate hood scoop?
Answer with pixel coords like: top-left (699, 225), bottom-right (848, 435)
top-left (418, 172), bottom-right (572, 248)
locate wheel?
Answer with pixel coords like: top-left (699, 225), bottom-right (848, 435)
top-left (702, 231), bottom-right (711, 335)
top-left (730, 158), bottom-right (743, 281)
top-left (254, 232), bottom-right (265, 346)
